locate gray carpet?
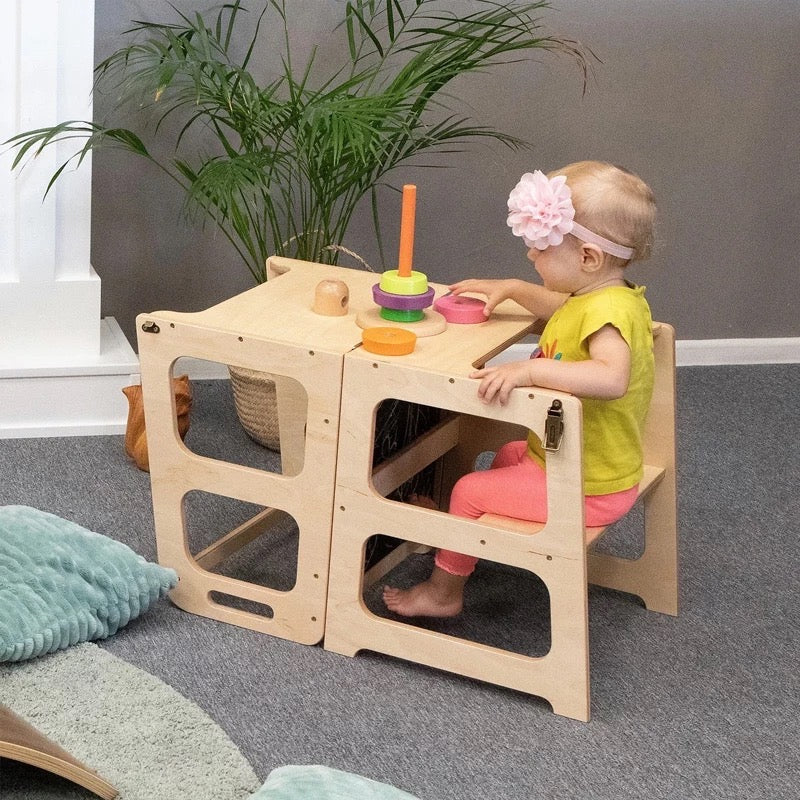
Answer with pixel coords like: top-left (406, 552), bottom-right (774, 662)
top-left (1, 364), bottom-right (798, 799)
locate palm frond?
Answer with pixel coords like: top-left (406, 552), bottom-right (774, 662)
top-left (6, 0), bottom-right (590, 279)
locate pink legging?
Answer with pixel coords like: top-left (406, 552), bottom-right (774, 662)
top-left (435, 440), bottom-right (639, 576)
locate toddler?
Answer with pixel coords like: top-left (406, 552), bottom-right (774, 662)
top-left (384, 160), bottom-right (657, 617)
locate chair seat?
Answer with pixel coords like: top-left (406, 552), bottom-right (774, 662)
top-left (478, 463), bottom-right (666, 546)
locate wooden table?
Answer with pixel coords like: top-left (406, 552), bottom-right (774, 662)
top-left (137, 256), bottom-right (536, 645)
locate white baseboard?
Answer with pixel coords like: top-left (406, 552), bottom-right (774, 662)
top-left (1, 334), bottom-right (796, 440)
top-left (0, 318), bottom-right (139, 439)
top-left (674, 337), bottom-right (800, 366)
top-left (489, 338), bottom-right (800, 368)
top-left (173, 356), bottom-right (231, 380)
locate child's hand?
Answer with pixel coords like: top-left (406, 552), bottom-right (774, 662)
top-left (450, 277), bottom-right (566, 321)
top-left (470, 325), bottom-right (633, 404)
top-left (448, 278), bottom-right (519, 317)
top-left (470, 361), bottom-right (533, 406)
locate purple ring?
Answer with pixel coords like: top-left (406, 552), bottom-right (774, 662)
top-left (372, 284), bottom-right (435, 311)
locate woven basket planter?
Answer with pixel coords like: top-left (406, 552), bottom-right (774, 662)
top-left (227, 365), bottom-right (281, 451)
top-left (227, 366), bottom-right (442, 484)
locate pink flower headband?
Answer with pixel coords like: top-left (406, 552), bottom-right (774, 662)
top-left (507, 171), bottom-right (634, 260)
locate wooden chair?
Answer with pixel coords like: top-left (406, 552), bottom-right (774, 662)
top-left (324, 323), bottom-right (677, 721)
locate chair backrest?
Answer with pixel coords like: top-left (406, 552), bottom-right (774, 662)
top-left (642, 322), bottom-right (677, 472)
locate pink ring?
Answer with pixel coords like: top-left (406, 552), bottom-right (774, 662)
top-left (433, 294), bottom-right (487, 324)
top-left (372, 284), bottom-right (435, 311)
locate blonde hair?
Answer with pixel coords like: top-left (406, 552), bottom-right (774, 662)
top-left (549, 161), bottom-right (656, 264)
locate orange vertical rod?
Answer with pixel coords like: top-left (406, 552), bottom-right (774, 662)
top-left (398, 184), bottom-right (417, 277)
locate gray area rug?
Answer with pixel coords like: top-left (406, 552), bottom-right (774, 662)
top-left (0, 643), bottom-right (259, 800)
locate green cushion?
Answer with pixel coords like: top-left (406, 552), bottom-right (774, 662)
top-left (0, 505), bottom-right (177, 662)
top-left (252, 766), bottom-right (421, 800)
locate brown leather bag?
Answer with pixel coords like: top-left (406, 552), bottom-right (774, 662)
top-left (122, 374), bottom-right (192, 472)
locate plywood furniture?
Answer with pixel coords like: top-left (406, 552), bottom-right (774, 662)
top-left (0, 705), bottom-right (118, 799)
top-left (136, 257), bottom-right (534, 644)
top-left (138, 256), bottom-right (676, 719)
top-left (323, 323), bottom-right (677, 721)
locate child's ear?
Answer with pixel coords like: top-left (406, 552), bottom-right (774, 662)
top-left (580, 243), bottom-right (605, 273)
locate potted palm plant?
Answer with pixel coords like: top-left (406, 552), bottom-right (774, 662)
top-left (7, 0), bottom-right (586, 451)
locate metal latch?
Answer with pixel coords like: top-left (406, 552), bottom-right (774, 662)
top-left (141, 321), bottom-right (160, 334)
top-left (543, 399), bottom-right (564, 452)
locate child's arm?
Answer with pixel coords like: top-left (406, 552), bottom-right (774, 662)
top-left (449, 278), bottom-right (568, 321)
top-left (471, 324), bottom-right (632, 406)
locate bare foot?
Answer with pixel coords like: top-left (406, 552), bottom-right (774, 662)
top-left (383, 583), bottom-right (462, 617)
top-left (383, 567), bottom-right (467, 618)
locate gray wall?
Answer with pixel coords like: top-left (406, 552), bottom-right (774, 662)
top-left (92, 1), bottom-right (800, 348)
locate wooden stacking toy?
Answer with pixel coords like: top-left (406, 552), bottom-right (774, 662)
top-left (373, 185), bottom-right (435, 323)
top-left (357, 184), bottom-right (445, 338)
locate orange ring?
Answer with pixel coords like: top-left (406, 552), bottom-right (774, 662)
top-left (361, 327), bottom-right (417, 355)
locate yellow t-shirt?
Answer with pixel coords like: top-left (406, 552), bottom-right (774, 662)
top-left (527, 284), bottom-right (655, 495)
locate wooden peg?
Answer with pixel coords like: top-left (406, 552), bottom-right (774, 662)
top-left (397, 184), bottom-right (417, 278)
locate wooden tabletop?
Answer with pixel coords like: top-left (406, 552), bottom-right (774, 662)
top-left (144, 256), bottom-right (537, 370)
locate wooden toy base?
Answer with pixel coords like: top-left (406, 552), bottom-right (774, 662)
top-left (0, 705), bottom-right (118, 799)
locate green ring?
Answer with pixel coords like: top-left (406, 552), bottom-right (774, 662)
top-left (380, 307), bottom-right (425, 322)
top-left (379, 269), bottom-right (428, 295)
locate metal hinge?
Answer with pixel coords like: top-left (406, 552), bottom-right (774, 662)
top-left (543, 399), bottom-right (564, 452)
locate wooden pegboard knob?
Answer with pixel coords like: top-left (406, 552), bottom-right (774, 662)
top-left (312, 279), bottom-right (350, 316)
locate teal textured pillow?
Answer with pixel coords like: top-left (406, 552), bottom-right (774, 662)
top-left (0, 505), bottom-right (177, 662)
top-left (251, 766), bottom-right (421, 800)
